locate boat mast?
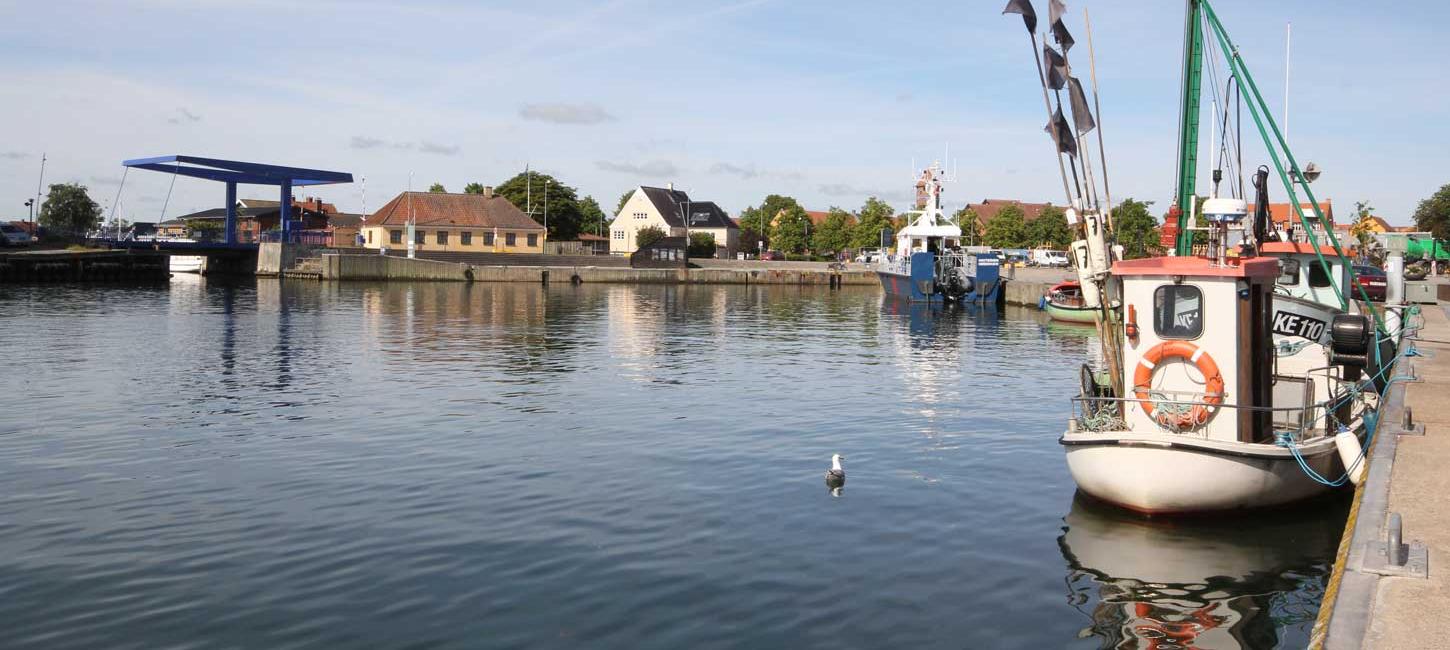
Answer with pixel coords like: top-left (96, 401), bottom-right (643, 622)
top-left (1173, 0), bottom-right (1205, 256)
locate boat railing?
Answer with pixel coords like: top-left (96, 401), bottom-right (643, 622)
top-left (878, 254), bottom-right (910, 275)
top-left (1070, 387), bottom-right (1328, 441)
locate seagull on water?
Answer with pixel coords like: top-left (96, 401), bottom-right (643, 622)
top-left (825, 454), bottom-right (846, 488)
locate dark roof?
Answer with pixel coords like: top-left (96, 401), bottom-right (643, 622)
top-left (368, 191), bottom-right (544, 231)
top-left (329, 213), bottom-right (364, 227)
top-left (171, 207), bottom-right (231, 221)
top-left (577, 233), bottom-right (608, 241)
top-left (639, 186), bottom-right (739, 229)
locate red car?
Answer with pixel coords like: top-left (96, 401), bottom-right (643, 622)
top-left (760, 250), bottom-right (785, 261)
top-left (1351, 264), bottom-right (1387, 302)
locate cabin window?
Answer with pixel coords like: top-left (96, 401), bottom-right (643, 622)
top-left (1276, 258), bottom-right (1300, 285)
top-left (390, 230), bottom-right (402, 245)
top-left (1308, 262), bottom-right (1334, 288)
top-left (1153, 285), bottom-right (1203, 340)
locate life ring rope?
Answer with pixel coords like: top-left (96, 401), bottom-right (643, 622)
top-left (1132, 340), bottom-right (1225, 429)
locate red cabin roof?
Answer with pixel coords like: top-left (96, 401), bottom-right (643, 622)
top-left (1111, 255), bottom-right (1279, 279)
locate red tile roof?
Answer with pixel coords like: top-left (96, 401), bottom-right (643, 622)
top-left (368, 191), bottom-right (544, 230)
top-left (965, 199), bottom-right (1055, 228)
top-left (1268, 201), bottom-right (1333, 226)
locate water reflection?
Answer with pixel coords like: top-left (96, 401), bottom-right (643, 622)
top-left (1059, 494), bottom-right (1343, 649)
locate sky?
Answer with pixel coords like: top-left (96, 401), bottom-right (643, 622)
top-left (1, 0), bottom-right (1445, 226)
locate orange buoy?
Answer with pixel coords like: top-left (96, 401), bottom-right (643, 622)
top-left (1132, 340), bottom-right (1225, 428)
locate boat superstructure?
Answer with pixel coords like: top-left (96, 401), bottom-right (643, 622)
top-left (876, 163), bottom-right (1001, 304)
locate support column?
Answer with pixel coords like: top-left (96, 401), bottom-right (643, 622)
top-left (224, 181), bottom-right (238, 245)
top-left (279, 179), bottom-right (293, 242)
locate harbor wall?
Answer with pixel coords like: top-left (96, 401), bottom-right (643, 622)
top-left (1003, 280), bottom-right (1049, 307)
top-left (321, 254), bottom-right (474, 281)
top-left (319, 254), bottom-right (878, 285)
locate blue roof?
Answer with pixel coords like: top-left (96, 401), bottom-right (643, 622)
top-left (122, 155), bottom-right (352, 186)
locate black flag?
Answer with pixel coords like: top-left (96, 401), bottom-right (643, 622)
top-left (1002, 0), bottom-right (1037, 33)
top-left (1042, 43), bottom-right (1068, 90)
top-left (1068, 76), bottom-right (1095, 133)
top-left (1046, 106), bottom-right (1078, 157)
top-left (1049, 0), bottom-right (1075, 52)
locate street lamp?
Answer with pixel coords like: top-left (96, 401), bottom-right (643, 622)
top-left (25, 199), bottom-right (34, 235)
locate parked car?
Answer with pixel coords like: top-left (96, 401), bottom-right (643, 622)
top-left (0, 223), bottom-right (33, 247)
top-left (1030, 248), bottom-right (1070, 267)
top-left (853, 248), bottom-right (882, 263)
top-left (1351, 264), bottom-right (1387, 302)
top-left (760, 250), bottom-right (785, 261)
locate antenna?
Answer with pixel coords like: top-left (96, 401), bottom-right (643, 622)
top-left (1284, 22), bottom-right (1291, 148)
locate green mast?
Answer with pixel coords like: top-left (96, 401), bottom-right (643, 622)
top-left (1173, 0), bottom-right (1205, 256)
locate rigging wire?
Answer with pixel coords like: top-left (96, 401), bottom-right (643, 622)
top-left (158, 162), bottom-right (180, 223)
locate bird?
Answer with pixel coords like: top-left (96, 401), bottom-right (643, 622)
top-left (825, 454), bottom-right (846, 489)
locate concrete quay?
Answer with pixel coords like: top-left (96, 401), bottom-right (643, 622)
top-left (1316, 294), bottom-right (1450, 649)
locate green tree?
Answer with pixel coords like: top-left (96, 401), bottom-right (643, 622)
top-left (737, 205), bottom-right (769, 250)
top-left (617, 190), bottom-right (635, 216)
top-left (38, 183), bottom-right (102, 239)
top-left (463, 182), bottom-right (487, 194)
top-left (982, 204), bottom-right (1029, 248)
top-left (635, 224), bottom-right (666, 249)
top-left (185, 219), bottom-right (222, 242)
top-left (688, 232), bottom-right (717, 258)
top-left (1412, 184), bottom-right (1450, 240)
top-left (495, 171), bottom-right (584, 240)
top-left (954, 206), bottom-right (983, 245)
top-left (429, 182), bottom-right (447, 193)
top-left (577, 195), bottom-right (608, 237)
top-left (1114, 198), bottom-right (1160, 259)
top-left (812, 207), bottom-right (853, 254)
top-left (1027, 205), bottom-right (1071, 248)
top-left (771, 204), bottom-right (812, 254)
top-left (738, 223), bottom-right (766, 256)
top-left (851, 196), bottom-right (895, 248)
top-left (1348, 200), bottom-right (1377, 248)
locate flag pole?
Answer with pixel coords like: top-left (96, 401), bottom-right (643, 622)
top-left (1027, 31), bottom-right (1075, 207)
top-left (1084, 7), bottom-right (1114, 228)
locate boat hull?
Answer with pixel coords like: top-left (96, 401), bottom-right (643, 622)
top-left (1060, 434), bottom-right (1340, 514)
top-left (170, 256), bottom-right (203, 273)
top-left (877, 270), bottom-right (941, 302)
top-left (1044, 301), bottom-right (1097, 324)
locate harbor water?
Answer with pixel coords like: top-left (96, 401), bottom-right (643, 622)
top-left (0, 277), bottom-right (1345, 649)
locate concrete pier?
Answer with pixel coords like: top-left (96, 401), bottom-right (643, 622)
top-left (0, 249), bottom-right (170, 283)
top-left (1316, 292), bottom-right (1449, 649)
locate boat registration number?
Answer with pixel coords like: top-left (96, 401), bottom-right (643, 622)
top-left (1272, 311), bottom-right (1327, 340)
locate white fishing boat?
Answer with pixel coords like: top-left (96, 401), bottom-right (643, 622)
top-left (1001, 0), bottom-right (1399, 513)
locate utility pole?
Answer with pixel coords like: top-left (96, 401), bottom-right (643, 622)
top-left (34, 152), bottom-right (46, 235)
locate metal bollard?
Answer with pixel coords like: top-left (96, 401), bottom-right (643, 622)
top-left (1387, 512), bottom-right (1406, 566)
top-left (1403, 406), bottom-right (1414, 431)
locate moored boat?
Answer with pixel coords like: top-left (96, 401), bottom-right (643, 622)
top-left (1042, 281), bottom-right (1096, 324)
top-left (876, 163), bottom-right (1001, 304)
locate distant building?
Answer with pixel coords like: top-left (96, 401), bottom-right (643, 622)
top-left (159, 196), bottom-right (335, 241)
top-left (1268, 201), bottom-right (1335, 241)
top-left (964, 199), bottom-right (1056, 232)
top-left (575, 233), bottom-right (610, 255)
top-left (611, 184), bottom-right (740, 257)
top-left (328, 213), bottom-right (365, 248)
top-left (360, 189), bottom-right (546, 254)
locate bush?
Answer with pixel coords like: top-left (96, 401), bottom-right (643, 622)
top-left (687, 232), bottom-right (716, 258)
top-left (635, 225), bottom-right (666, 249)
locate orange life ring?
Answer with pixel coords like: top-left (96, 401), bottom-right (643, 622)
top-left (1132, 341), bottom-right (1225, 428)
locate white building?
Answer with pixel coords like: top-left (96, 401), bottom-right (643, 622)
top-left (611, 184), bottom-right (740, 257)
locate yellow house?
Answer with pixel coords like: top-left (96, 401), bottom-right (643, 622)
top-left (361, 189), bottom-right (546, 254)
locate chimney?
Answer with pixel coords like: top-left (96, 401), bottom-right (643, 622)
top-left (667, 182), bottom-right (674, 191)
top-left (482, 186), bottom-right (494, 198)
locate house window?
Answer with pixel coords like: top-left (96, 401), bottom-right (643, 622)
top-left (414, 230), bottom-right (425, 244)
top-left (484, 232), bottom-right (495, 246)
top-left (1153, 285), bottom-right (1203, 340)
top-left (506, 233), bottom-right (517, 246)
top-left (437, 230), bottom-right (449, 245)
top-left (461, 231), bottom-right (472, 245)
top-left (367, 230), bottom-right (373, 244)
top-left (613, 230), bottom-right (625, 240)
top-left (634, 212), bottom-right (648, 220)
top-left (390, 230), bottom-right (402, 244)
top-left (527, 233), bottom-right (538, 247)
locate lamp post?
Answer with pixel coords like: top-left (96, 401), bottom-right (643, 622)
top-left (25, 199), bottom-right (34, 236)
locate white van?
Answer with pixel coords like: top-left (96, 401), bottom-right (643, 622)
top-left (1031, 248), bottom-right (1069, 267)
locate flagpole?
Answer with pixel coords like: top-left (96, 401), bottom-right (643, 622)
top-left (1027, 31), bottom-right (1074, 207)
top-left (1084, 7), bottom-right (1114, 228)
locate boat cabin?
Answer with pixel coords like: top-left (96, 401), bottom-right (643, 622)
top-left (893, 226), bottom-right (960, 256)
top-left (1260, 242), bottom-right (1353, 309)
top-left (1114, 256), bottom-right (1279, 443)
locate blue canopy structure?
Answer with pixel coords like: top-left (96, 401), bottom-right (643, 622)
top-left (122, 155), bottom-right (353, 245)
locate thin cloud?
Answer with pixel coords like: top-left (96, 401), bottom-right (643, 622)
top-left (419, 141), bottom-right (461, 156)
top-left (820, 183), bottom-right (911, 203)
top-left (89, 175), bottom-right (122, 185)
top-left (166, 107), bottom-right (201, 124)
top-left (1, 151), bottom-right (29, 160)
top-left (710, 162), bottom-right (804, 182)
top-left (350, 136), bottom-right (387, 150)
top-left (520, 103), bottom-right (615, 125)
top-left (596, 160), bottom-right (679, 177)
